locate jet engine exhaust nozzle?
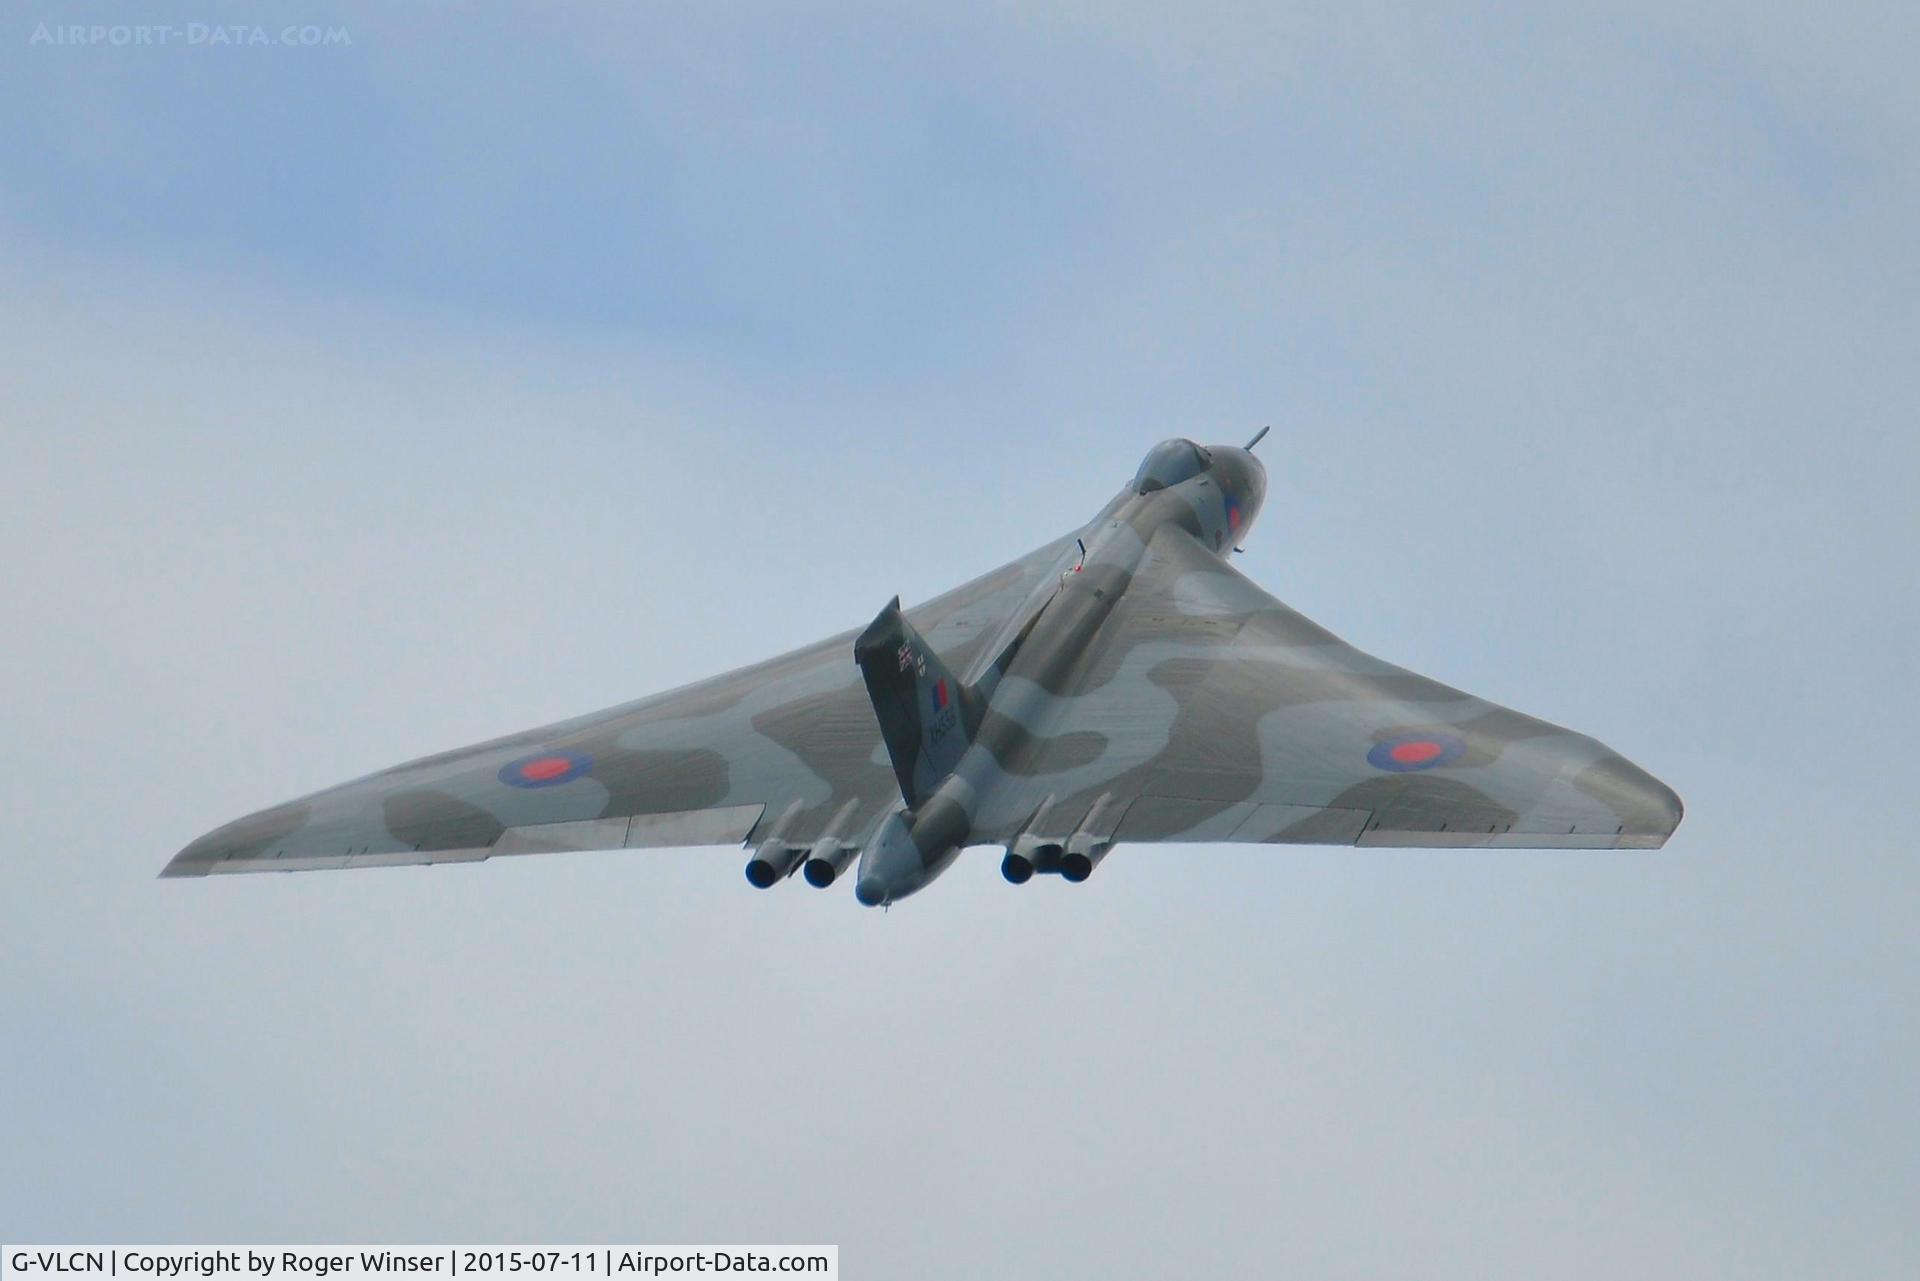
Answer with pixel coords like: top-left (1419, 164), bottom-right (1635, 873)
top-left (1002, 835), bottom-right (1063, 884)
top-left (1060, 835), bottom-right (1112, 883)
top-left (802, 837), bottom-right (855, 888)
top-left (744, 840), bottom-right (804, 888)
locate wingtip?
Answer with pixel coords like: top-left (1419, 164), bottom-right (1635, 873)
top-left (1643, 770), bottom-right (1685, 844)
top-left (159, 851), bottom-right (212, 878)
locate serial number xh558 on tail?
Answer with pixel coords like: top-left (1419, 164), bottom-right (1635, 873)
top-left (167, 433), bottom-right (1682, 905)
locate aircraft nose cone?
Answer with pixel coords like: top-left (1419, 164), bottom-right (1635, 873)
top-left (854, 877), bottom-right (888, 908)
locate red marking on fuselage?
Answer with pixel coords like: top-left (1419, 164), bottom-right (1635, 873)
top-left (1389, 740), bottom-right (1444, 765)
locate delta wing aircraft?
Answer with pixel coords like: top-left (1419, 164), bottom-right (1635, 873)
top-left (167, 434), bottom-right (1682, 904)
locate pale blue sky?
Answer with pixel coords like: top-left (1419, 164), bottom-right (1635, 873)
top-left (2, 5), bottom-right (1916, 1277)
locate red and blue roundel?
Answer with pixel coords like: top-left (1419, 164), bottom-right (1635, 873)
top-left (499, 751), bottom-right (594, 788)
top-left (1367, 732), bottom-right (1466, 773)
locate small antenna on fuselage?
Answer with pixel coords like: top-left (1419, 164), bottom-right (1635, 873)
top-left (1245, 425), bottom-right (1270, 451)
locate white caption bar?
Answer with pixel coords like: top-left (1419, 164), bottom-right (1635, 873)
top-left (2, 1250), bottom-right (836, 1281)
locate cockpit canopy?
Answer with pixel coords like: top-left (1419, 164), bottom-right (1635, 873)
top-left (1133, 438), bottom-right (1213, 494)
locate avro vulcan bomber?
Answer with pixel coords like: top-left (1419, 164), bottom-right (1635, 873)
top-left (167, 434), bottom-right (1682, 905)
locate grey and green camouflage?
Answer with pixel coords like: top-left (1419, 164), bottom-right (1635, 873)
top-left (166, 437), bottom-right (1683, 905)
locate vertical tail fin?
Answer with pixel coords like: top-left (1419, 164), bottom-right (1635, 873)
top-left (854, 597), bottom-right (977, 806)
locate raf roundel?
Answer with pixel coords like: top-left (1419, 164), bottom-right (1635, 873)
top-left (499, 751), bottom-right (594, 788)
top-left (1367, 732), bottom-right (1467, 773)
